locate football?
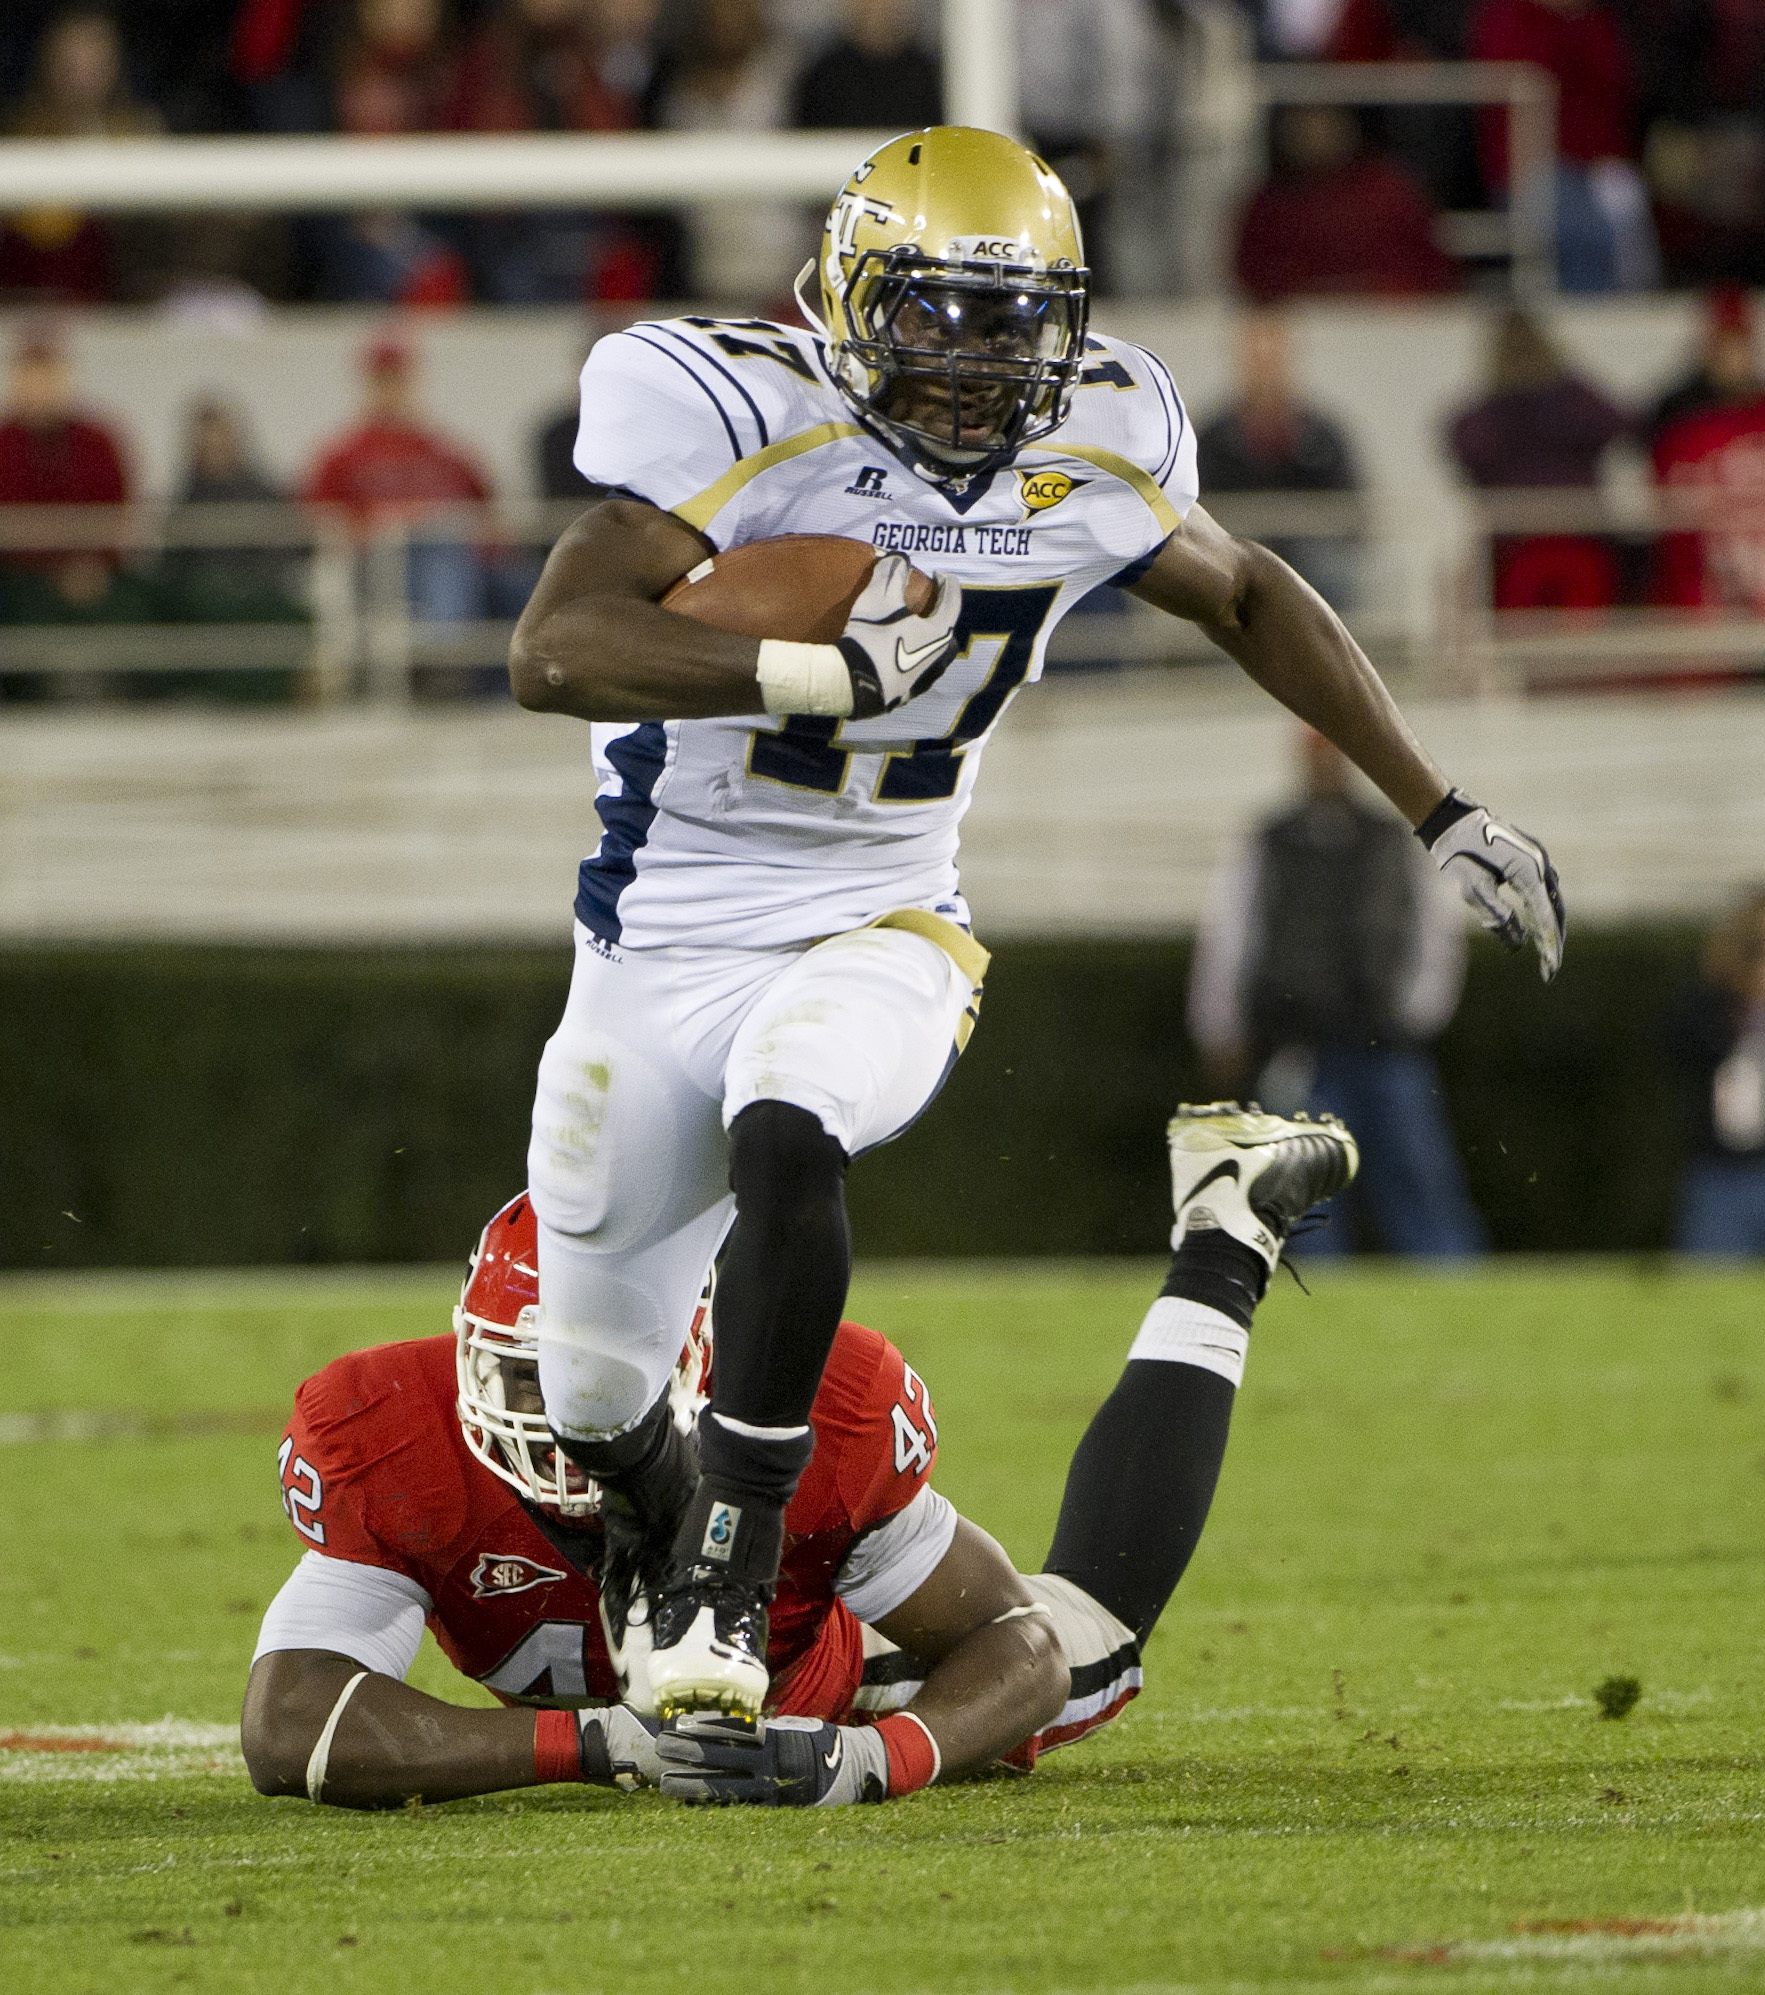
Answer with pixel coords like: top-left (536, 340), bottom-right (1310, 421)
top-left (660, 534), bottom-right (935, 642)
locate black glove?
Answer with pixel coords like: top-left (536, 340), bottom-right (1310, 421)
top-left (1417, 788), bottom-right (1566, 982)
top-left (656, 1713), bottom-right (889, 1806)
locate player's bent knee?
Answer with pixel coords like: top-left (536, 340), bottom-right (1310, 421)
top-left (727, 1099), bottom-right (847, 1215)
top-left (1016, 1612), bottom-right (1073, 1735)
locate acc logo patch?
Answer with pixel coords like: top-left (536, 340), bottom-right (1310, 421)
top-left (944, 234), bottom-right (1042, 267)
top-left (470, 1552), bottom-right (569, 1599)
top-left (1016, 467), bottom-right (1088, 519)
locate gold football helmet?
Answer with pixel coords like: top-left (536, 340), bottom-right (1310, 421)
top-left (801, 126), bottom-right (1090, 486)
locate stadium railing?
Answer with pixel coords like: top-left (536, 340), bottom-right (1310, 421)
top-left (1443, 486), bottom-right (1765, 693)
top-left (0, 500), bottom-right (581, 700)
top-left (4, 491), bottom-right (1761, 698)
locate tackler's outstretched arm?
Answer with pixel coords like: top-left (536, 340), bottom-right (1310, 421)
top-left (1128, 506), bottom-right (1566, 980)
top-left (654, 1518), bottom-right (1070, 1807)
top-left (241, 1649), bottom-right (658, 1809)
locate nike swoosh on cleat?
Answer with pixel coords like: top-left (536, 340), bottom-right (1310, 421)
top-left (822, 1733), bottom-right (843, 1773)
top-left (1177, 1159), bottom-right (1240, 1211)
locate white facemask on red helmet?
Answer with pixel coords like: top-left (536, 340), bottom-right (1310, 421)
top-left (454, 1193), bottom-right (712, 1518)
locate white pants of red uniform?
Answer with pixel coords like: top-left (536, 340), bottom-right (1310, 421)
top-left (528, 915), bottom-right (984, 1443)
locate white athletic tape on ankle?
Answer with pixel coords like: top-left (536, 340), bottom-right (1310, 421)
top-left (305, 1670), bottom-right (368, 1805)
top-left (756, 640), bottom-right (853, 717)
top-left (1127, 1296), bottom-right (1249, 1388)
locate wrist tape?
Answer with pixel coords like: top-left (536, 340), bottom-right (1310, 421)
top-left (756, 639), bottom-right (853, 718)
top-left (533, 1707), bottom-right (586, 1785)
top-left (874, 1711), bottom-right (940, 1798)
top-left (1415, 787), bottom-right (1479, 850)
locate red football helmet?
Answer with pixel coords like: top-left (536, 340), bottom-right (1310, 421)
top-left (454, 1193), bottom-right (713, 1517)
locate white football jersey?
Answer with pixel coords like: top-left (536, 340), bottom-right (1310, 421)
top-left (570, 314), bottom-right (1198, 950)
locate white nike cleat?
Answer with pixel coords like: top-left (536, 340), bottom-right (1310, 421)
top-left (645, 1572), bottom-right (771, 1722)
top-left (1166, 1102), bottom-right (1359, 1271)
top-left (600, 1588), bottom-right (659, 1717)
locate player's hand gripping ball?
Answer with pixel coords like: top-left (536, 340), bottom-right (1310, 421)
top-left (661, 534), bottom-right (960, 719)
top-left (835, 551), bottom-right (962, 717)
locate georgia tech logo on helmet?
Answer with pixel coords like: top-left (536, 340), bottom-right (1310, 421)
top-left (470, 1552), bottom-right (568, 1598)
top-left (1016, 467), bottom-right (1089, 518)
top-left (825, 190), bottom-right (896, 299)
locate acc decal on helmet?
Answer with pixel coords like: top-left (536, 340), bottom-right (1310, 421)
top-left (801, 126), bottom-right (1091, 488)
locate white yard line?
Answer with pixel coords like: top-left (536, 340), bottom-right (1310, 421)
top-left (1382, 1908), bottom-right (1765, 1966)
top-left (0, 1718), bottom-right (243, 1783)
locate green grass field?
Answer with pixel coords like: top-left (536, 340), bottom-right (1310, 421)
top-left (2, 1260), bottom-right (1763, 1994)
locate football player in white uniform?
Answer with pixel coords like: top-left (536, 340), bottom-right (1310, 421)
top-left (507, 126), bottom-right (1566, 1724)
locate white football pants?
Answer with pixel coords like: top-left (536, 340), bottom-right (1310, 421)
top-left (528, 914), bottom-right (985, 1443)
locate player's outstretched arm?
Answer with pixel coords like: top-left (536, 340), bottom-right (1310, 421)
top-left (869, 1518), bottom-right (1070, 1780)
top-left (1129, 503), bottom-right (1448, 824)
top-left (242, 1649), bottom-right (658, 1808)
top-left (1129, 506), bottom-right (1566, 978)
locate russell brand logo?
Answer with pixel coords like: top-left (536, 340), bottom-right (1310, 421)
top-left (845, 465), bottom-right (889, 498)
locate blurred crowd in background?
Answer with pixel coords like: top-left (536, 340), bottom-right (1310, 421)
top-left (13, 278), bottom-right (1765, 655)
top-left (1, 4), bottom-right (1761, 1263)
top-left (4, 0), bottom-right (1765, 305)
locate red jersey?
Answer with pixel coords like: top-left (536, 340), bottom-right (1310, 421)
top-left (275, 1321), bottom-right (940, 1720)
top-left (303, 419), bottom-right (492, 530)
top-left (0, 414), bottom-right (129, 569)
top-left (1467, 0), bottom-right (1636, 187)
top-left (1233, 155), bottom-right (1458, 303)
top-left (1650, 396), bottom-right (1765, 609)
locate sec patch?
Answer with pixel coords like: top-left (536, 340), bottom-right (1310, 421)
top-left (470, 1552), bottom-right (568, 1598)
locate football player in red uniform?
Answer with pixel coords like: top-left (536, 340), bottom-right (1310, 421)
top-left (242, 1104), bottom-right (1356, 1809)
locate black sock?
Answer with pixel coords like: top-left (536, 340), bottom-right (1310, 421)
top-left (713, 1098), bottom-right (851, 1431)
top-left (1159, 1228), bottom-right (1269, 1329)
top-left (672, 1410), bottom-right (817, 1592)
top-left (1041, 1229), bottom-right (1263, 1644)
top-left (551, 1391), bottom-right (695, 1542)
top-left (1043, 1361), bottom-right (1235, 1648)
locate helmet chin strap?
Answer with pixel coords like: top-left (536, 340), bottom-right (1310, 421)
top-left (793, 260), bottom-right (831, 338)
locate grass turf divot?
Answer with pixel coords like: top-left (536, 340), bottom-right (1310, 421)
top-left (2, 1259), bottom-right (1763, 1995)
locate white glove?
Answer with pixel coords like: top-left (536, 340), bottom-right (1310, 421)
top-left (837, 554), bottom-right (962, 718)
top-left (577, 1703), bottom-right (662, 1790)
top-left (1417, 789), bottom-right (1566, 982)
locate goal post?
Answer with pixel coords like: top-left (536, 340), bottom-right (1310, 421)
top-left (0, 0), bottom-right (1020, 213)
